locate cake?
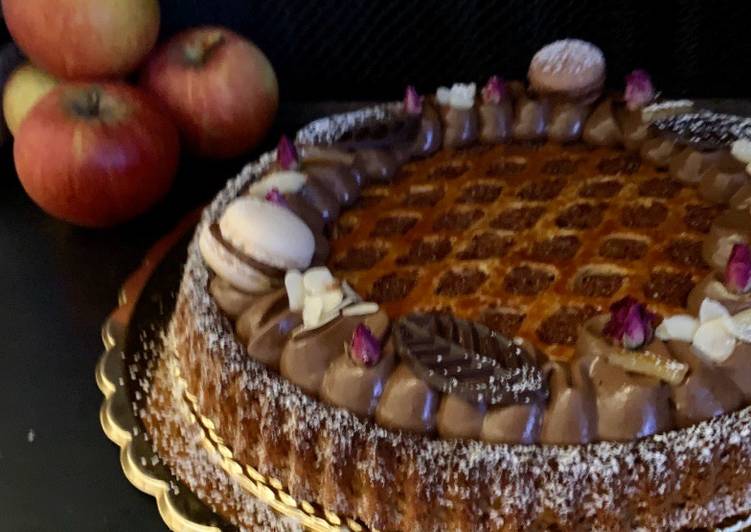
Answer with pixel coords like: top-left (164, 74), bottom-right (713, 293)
top-left (147, 39), bottom-right (751, 530)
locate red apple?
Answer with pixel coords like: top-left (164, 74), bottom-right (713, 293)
top-left (14, 82), bottom-right (180, 227)
top-left (1, 0), bottom-right (160, 79)
top-left (141, 26), bottom-right (278, 159)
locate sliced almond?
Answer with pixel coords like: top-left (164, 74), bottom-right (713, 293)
top-left (606, 347), bottom-right (689, 385)
top-left (248, 170), bottom-right (307, 197)
top-left (730, 308), bottom-right (751, 343)
top-left (731, 139), bottom-right (751, 164)
top-left (284, 270), bottom-right (304, 311)
top-left (302, 296), bottom-right (323, 328)
top-left (296, 308), bottom-right (341, 336)
top-left (655, 314), bottom-right (699, 342)
top-left (303, 267), bottom-right (335, 295)
top-left (436, 86), bottom-right (451, 105)
top-left (693, 319), bottom-right (737, 363)
top-left (699, 298), bottom-right (730, 324)
top-left (321, 288), bottom-right (344, 313)
top-left (342, 302), bottom-right (380, 317)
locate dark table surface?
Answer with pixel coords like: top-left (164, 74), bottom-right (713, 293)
top-left (0, 101), bottom-right (366, 532)
top-left (1, 99), bottom-right (750, 531)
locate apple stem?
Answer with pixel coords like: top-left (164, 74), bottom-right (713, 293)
top-left (183, 32), bottom-right (225, 67)
top-left (71, 88), bottom-right (102, 118)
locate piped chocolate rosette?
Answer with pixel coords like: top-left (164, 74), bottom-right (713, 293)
top-left (194, 37), bottom-right (751, 448)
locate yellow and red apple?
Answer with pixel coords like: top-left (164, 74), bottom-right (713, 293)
top-left (1, 0), bottom-right (160, 79)
top-left (2, 62), bottom-right (58, 135)
top-left (13, 82), bottom-right (180, 227)
top-left (141, 26), bottom-right (278, 159)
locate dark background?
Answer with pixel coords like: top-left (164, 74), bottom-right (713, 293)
top-left (1, 1), bottom-right (751, 531)
top-left (4, 1), bottom-right (751, 99)
top-left (157, 0), bottom-right (751, 100)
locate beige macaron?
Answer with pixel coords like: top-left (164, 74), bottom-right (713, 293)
top-left (528, 39), bottom-right (605, 99)
top-left (199, 196), bottom-right (315, 293)
top-left (199, 225), bottom-right (273, 293)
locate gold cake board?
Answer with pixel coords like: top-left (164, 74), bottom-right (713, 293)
top-left (95, 212), bottom-right (358, 531)
top-left (95, 212), bottom-right (751, 532)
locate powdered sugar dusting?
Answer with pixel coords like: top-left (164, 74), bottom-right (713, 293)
top-left (157, 103), bottom-right (751, 530)
top-left (653, 111), bottom-right (751, 147)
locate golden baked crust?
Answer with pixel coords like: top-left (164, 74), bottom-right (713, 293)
top-left (149, 103), bottom-right (751, 529)
top-left (167, 266), bottom-right (751, 530)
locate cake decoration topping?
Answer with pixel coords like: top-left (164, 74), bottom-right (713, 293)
top-left (436, 83), bottom-right (476, 110)
top-left (349, 324), bottom-right (382, 367)
top-left (598, 297), bottom-right (688, 383)
top-left (481, 76), bottom-right (506, 105)
top-left (605, 343), bottom-right (689, 384)
top-left (725, 243), bottom-right (751, 294)
top-left (530, 39), bottom-right (604, 76)
top-left (284, 266), bottom-right (379, 332)
top-left (404, 85), bottom-right (423, 115)
top-left (730, 138), bottom-right (751, 166)
top-left (652, 111), bottom-right (751, 147)
top-left (248, 170), bottom-right (307, 197)
top-left (624, 69), bottom-right (655, 111)
top-left (264, 187), bottom-right (288, 207)
top-left (602, 296), bottom-right (658, 350)
top-left (276, 135), bottom-right (299, 171)
top-left (392, 312), bottom-right (547, 405)
top-left (527, 38), bottom-right (605, 100)
top-left (655, 314), bottom-right (699, 342)
top-left (658, 298), bottom-right (751, 363)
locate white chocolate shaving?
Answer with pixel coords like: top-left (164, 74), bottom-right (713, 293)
top-left (699, 298), bottom-right (731, 324)
top-left (692, 319), bottom-right (736, 363)
top-left (658, 299), bottom-right (750, 364)
top-left (730, 308), bottom-right (751, 343)
top-left (435, 83), bottom-right (477, 110)
top-left (321, 288), bottom-right (344, 313)
top-left (284, 270), bottom-right (304, 311)
top-left (449, 83), bottom-right (476, 110)
top-left (303, 267), bottom-right (335, 295)
top-left (436, 87), bottom-right (451, 106)
top-left (731, 139), bottom-right (751, 164)
top-left (342, 302), bottom-right (380, 317)
top-left (302, 296), bottom-right (323, 329)
top-left (247, 170), bottom-right (307, 197)
top-left (656, 315), bottom-right (699, 342)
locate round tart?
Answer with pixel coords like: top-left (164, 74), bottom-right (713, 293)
top-left (151, 41), bottom-right (751, 530)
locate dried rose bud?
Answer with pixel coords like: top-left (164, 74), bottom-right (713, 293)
top-left (349, 323), bottom-right (381, 367)
top-left (276, 135), bottom-right (299, 170)
top-left (403, 85), bottom-right (423, 115)
top-left (264, 187), bottom-right (288, 207)
top-left (624, 69), bottom-right (655, 111)
top-left (726, 243), bottom-right (751, 294)
top-left (481, 75), bottom-right (506, 105)
top-left (603, 296), bottom-right (658, 350)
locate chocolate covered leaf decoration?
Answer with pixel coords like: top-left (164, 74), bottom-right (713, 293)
top-left (393, 312), bottom-right (547, 406)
